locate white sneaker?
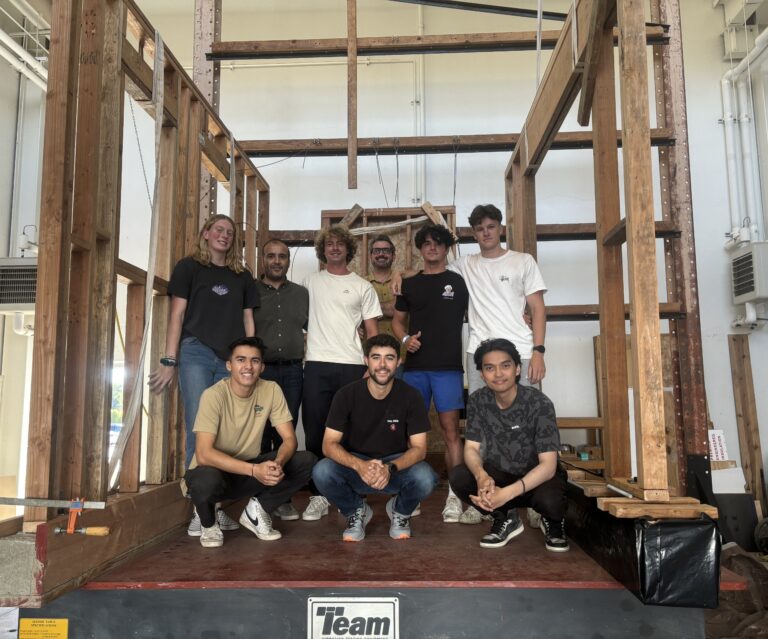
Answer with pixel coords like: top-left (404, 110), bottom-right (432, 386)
top-left (273, 502), bottom-right (300, 521)
top-left (302, 495), bottom-right (330, 521)
top-left (459, 505), bottom-right (491, 525)
top-left (188, 506), bottom-right (239, 536)
top-left (412, 502), bottom-right (422, 517)
top-left (239, 497), bottom-right (282, 541)
top-left (442, 495), bottom-right (463, 523)
top-left (527, 508), bottom-right (542, 529)
top-left (200, 522), bottom-right (223, 548)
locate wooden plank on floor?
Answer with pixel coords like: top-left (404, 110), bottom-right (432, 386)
top-left (607, 502), bottom-right (718, 519)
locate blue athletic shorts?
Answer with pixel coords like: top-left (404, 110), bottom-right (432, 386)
top-left (403, 370), bottom-right (464, 413)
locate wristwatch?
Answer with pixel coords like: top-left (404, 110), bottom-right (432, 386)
top-left (532, 345), bottom-right (546, 354)
top-left (386, 462), bottom-right (398, 475)
top-left (159, 356), bottom-right (179, 367)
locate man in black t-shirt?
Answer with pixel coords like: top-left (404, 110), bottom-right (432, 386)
top-left (392, 224), bottom-right (469, 524)
top-left (312, 334), bottom-right (438, 542)
top-left (448, 338), bottom-right (569, 552)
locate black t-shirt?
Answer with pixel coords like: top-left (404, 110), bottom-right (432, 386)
top-left (395, 270), bottom-right (468, 371)
top-left (326, 379), bottom-right (431, 458)
top-left (168, 256), bottom-right (260, 360)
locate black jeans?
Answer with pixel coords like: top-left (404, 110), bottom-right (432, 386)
top-left (259, 361), bottom-right (304, 454)
top-left (449, 462), bottom-right (567, 521)
top-left (184, 451), bottom-right (317, 527)
top-left (301, 361), bottom-right (366, 459)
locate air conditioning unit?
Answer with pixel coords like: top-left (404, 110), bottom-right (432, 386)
top-left (731, 242), bottom-right (768, 305)
top-left (0, 258), bottom-right (37, 313)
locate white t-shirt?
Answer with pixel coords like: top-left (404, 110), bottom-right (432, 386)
top-left (303, 270), bottom-right (382, 364)
top-left (449, 250), bottom-right (546, 358)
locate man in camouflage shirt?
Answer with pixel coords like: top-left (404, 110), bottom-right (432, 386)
top-left (448, 338), bottom-right (569, 551)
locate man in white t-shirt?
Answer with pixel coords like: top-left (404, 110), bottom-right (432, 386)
top-left (449, 204), bottom-right (547, 394)
top-left (300, 224), bottom-right (382, 521)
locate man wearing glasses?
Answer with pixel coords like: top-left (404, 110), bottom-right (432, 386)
top-left (366, 234), bottom-right (405, 373)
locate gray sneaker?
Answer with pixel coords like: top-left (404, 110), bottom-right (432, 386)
top-left (385, 497), bottom-right (411, 540)
top-left (342, 503), bottom-right (373, 542)
top-left (273, 502), bottom-right (300, 521)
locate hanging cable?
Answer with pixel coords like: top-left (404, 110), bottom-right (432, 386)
top-left (394, 138), bottom-right (400, 207)
top-left (127, 97), bottom-right (153, 212)
top-left (452, 137), bottom-right (459, 206)
top-left (254, 147), bottom-right (309, 169)
top-left (535, 0), bottom-right (543, 87)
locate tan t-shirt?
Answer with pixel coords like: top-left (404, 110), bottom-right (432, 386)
top-left (188, 377), bottom-right (292, 471)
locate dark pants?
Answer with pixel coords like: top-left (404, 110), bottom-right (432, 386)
top-left (184, 451), bottom-right (317, 527)
top-left (260, 361), bottom-right (304, 454)
top-left (449, 462), bottom-right (567, 521)
top-left (301, 361), bottom-right (366, 459)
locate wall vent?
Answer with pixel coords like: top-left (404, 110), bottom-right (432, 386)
top-left (0, 258), bottom-right (37, 312)
top-left (731, 242), bottom-right (768, 305)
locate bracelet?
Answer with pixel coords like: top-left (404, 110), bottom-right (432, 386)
top-left (159, 356), bottom-right (178, 367)
top-left (519, 478), bottom-right (526, 494)
top-left (251, 464), bottom-right (256, 478)
top-left (401, 335), bottom-right (411, 344)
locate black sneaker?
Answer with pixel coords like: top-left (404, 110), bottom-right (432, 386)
top-left (540, 516), bottom-right (570, 552)
top-left (479, 509), bottom-right (524, 548)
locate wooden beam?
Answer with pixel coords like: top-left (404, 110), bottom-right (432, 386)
top-left (186, 99), bottom-right (205, 248)
top-left (347, 0), bottom-right (357, 189)
top-left (577, 1), bottom-right (614, 125)
top-left (200, 132), bottom-right (231, 185)
top-left (209, 26), bottom-right (667, 60)
top-left (728, 335), bottom-right (766, 515)
top-left (245, 176), bottom-right (258, 273)
top-left (257, 189), bottom-right (270, 274)
top-left (617, 0), bottom-right (668, 493)
top-left (593, 22), bottom-right (631, 479)
top-left (115, 259), bottom-right (169, 293)
top-left (558, 417), bottom-right (603, 429)
top-left (602, 219), bottom-right (679, 246)
top-left (119, 283), bottom-right (145, 493)
top-left (193, 0), bottom-right (221, 219)
top-left (240, 128), bottom-right (673, 157)
top-left (340, 203), bottom-right (364, 227)
top-left (547, 303), bottom-right (683, 321)
top-left (651, 0), bottom-right (708, 464)
top-left (25, 0), bottom-right (82, 524)
top-left (508, 159), bottom-right (537, 256)
top-left (120, 40), bottom-right (178, 125)
top-left (387, 0), bottom-right (568, 20)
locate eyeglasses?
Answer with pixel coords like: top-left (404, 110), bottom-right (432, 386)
top-left (371, 247), bottom-right (393, 255)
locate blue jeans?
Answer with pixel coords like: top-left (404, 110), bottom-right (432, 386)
top-left (312, 454), bottom-right (438, 517)
top-left (259, 361), bottom-right (303, 453)
top-left (178, 336), bottom-right (230, 468)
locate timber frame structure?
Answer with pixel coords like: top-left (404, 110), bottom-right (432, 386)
top-left (0, 0), bottom-right (717, 606)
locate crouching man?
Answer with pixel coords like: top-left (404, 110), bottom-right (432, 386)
top-left (184, 336), bottom-right (316, 547)
top-left (312, 334), bottom-right (438, 542)
top-left (449, 338), bottom-right (569, 551)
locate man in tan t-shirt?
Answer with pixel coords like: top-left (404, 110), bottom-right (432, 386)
top-left (184, 336), bottom-right (316, 547)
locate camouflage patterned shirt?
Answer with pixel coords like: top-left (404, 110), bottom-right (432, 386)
top-left (465, 384), bottom-right (560, 476)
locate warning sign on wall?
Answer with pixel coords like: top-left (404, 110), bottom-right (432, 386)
top-left (19, 618), bottom-right (68, 639)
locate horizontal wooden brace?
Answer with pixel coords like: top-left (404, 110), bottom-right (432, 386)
top-left (548, 302), bottom-right (683, 321)
top-left (241, 128), bottom-right (674, 157)
top-left (603, 219), bottom-right (679, 245)
top-left (558, 417), bottom-right (603, 429)
top-left (209, 26), bottom-right (667, 60)
top-left (116, 258), bottom-right (169, 293)
top-left (121, 41), bottom-right (178, 125)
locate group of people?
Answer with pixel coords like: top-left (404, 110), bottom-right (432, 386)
top-left (148, 204), bottom-right (569, 553)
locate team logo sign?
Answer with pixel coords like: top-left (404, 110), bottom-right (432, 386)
top-left (307, 597), bottom-right (399, 639)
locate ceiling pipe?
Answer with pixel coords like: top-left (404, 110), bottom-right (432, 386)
top-left (0, 25), bottom-right (48, 82)
top-left (7, 0), bottom-right (49, 32)
top-left (0, 40), bottom-right (46, 91)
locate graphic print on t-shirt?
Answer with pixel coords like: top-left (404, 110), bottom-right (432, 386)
top-left (442, 285), bottom-right (454, 299)
top-left (212, 284), bottom-right (230, 296)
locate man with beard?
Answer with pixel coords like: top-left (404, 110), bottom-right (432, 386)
top-left (253, 239), bottom-right (309, 521)
top-left (312, 334), bottom-right (438, 542)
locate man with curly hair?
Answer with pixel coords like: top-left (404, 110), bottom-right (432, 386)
top-left (300, 224), bottom-right (382, 521)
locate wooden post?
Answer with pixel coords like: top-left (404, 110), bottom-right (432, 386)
top-left (508, 159), bottom-right (537, 257)
top-left (257, 188), bottom-right (271, 268)
top-left (651, 0), bottom-right (709, 472)
top-left (347, 0), bottom-right (358, 189)
top-left (592, 24), bottom-right (630, 479)
top-left (119, 283), bottom-right (145, 492)
top-left (186, 99), bottom-right (204, 254)
top-left (617, 0), bottom-right (668, 499)
top-left (728, 335), bottom-right (766, 516)
top-left (245, 176), bottom-right (258, 274)
top-left (193, 0), bottom-right (221, 216)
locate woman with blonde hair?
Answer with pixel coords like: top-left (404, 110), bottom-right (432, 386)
top-left (150, 214), bottom-right (259, 533)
